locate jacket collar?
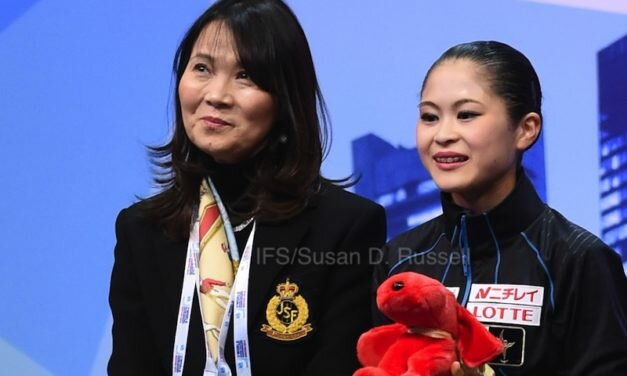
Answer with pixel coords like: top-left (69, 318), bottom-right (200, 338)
top-left (441, 170), bottom-right (545, 254)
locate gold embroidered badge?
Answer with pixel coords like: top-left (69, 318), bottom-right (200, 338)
top-left (261, 278), bottom-right (313, 341)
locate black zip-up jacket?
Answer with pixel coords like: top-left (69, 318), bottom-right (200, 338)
top-left (375, 173), bottom-right (627, 375)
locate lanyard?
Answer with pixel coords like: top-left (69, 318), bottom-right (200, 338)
top-left (173, 179), bottom-right (254, 376)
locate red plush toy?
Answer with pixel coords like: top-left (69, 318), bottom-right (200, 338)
top-left (355, 272), bottom-right (503, 376)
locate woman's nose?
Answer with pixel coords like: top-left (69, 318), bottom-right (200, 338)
top-left (434, 118), bottom-right (458, 145)
top-left (203, 78), bottom-right (233, 108)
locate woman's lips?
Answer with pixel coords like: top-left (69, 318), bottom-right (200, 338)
top-left (200, 116), bottom-right (231, 129)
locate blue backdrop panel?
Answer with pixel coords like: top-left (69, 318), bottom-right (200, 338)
top-left (0, 0), bottom-right (41, 33)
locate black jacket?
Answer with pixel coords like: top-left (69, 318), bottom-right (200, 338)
top-left (376, 173), bottom-right (627, 375)
top-left (108, 184), bottom-right (386, 375)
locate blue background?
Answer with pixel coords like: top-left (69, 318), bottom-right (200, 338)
top-left (1, 0), bottom-right (625, 374)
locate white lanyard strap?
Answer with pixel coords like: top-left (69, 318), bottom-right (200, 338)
top-left (173, 178), bottom-right (254, 376)
top-left (173, 216), bottom-right (200, 375)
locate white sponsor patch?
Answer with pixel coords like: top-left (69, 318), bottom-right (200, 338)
top-left (467, 302), bottom-right (542, 326)
top-left (469, 284), bottom-right (544, 306)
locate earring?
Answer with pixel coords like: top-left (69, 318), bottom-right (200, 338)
top-left (279, 134), bottom-right (288, 144)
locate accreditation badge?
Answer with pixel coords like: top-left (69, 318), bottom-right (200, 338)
top-left (261, 278), bottom-right (313, 341)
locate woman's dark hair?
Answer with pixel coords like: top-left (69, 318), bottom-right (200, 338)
top-left (421, 40), bottom-right (543, 134)
top-left (142, 0), bottom-right (331, 238)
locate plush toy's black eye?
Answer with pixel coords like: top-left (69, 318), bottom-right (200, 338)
top-left (392, 281), bottom-right (404, 291)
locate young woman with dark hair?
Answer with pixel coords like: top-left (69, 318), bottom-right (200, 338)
top-left (108, 1), bottom-right (386, 375)
top-left (375, 41), bottom-right (627, 375)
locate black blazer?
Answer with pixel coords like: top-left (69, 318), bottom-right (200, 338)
top-left (108, 184), bottom-right (386, 375)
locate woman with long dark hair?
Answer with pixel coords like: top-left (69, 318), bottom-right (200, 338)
top-left (108, 1), bottom-right (386, 374)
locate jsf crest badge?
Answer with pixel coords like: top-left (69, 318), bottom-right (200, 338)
top-left (261, 278), bottom-right (313, 341)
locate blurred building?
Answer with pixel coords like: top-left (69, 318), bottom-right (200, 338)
top-left (598, 34), bottom-right (627, 263)
top-left (352, 133), bottom-right (546, 239)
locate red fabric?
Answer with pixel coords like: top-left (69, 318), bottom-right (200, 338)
top-left (199, 204), bottom-right (219, 239)
top-left (355, 272), bottom-right (503, 376)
